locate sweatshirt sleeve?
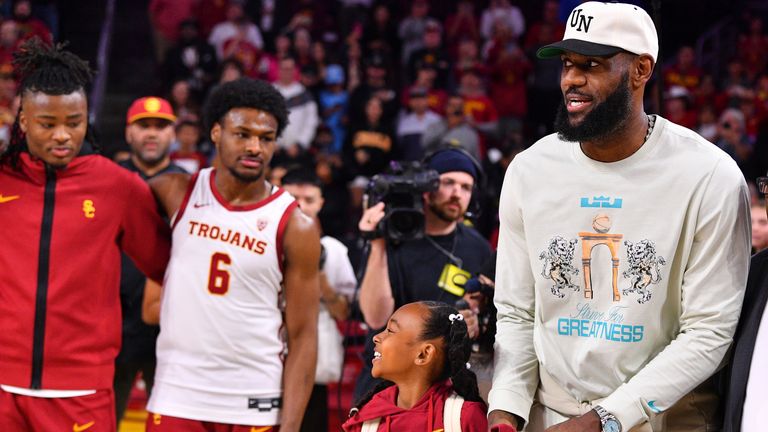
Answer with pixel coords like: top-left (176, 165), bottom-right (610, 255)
top-left (460, 401), bottom-right (490, 431)
top-left (119, 172), bottom-right (172, 283)
top-left (488, 159), bottom-right (540, 422)
top-left (600, 158), bottom-right (750, 429)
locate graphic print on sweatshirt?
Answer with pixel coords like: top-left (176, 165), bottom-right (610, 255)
top-left (538, 212), bottom-right (667, 344)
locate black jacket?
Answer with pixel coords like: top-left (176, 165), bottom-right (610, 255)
top-left (721, 249), bottom-right (768, 432)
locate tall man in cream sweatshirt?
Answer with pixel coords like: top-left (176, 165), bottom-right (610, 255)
top-left (488, 3), bottom-right (750, 432)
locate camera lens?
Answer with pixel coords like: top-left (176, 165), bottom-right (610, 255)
top-left (388, 209), bottom-right (425, 241)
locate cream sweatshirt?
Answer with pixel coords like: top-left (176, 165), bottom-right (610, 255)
top-left (489, 116), bottom-right (750, 430)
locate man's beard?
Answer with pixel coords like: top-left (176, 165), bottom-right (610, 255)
top-left (428, 198), bottom-right (464, 223)
top-left (554, 73), bottom-right (632, 142)
top-left (137, 149), bottom-right (168, 167)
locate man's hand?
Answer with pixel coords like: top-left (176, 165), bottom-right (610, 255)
top-left (459, 308), bottom-right (480, 339)
top-left (359, 201), bottom-right (386, 233)
top-left (488, 410), bottom-right (519, 430)
top-left (544, 410), bottom-right (601, 432)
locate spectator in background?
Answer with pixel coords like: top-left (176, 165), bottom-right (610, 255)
top-left (486, 24), bottom-right (531, 141)
top-left (114, 97), bottom-right (185, 424)
top-left (12, 0), bottom-right (51, 44)
top-left (717, 107), bottom-right (756, 179)
top-left (406, 19), bottom-right (450, 89)
top-left (452, 38), bottom-right (484, 85)
top-left (348, 51), bottom-right (398, 126)
top-left (148, 0), bottom-right (194, 63)
top-left (402, 62), bottom-right (448, 115)
top-left (206, 58), bottom-right (245, 106)
top-left (663, 46), bottom-right (702, 92)
top-left (274, 56), bottom-right (319, 157)
top-left (162, 18), bottom-right (218, 97)
top-left (319, 64), bottom-right (349, 154)
top-left (344, 95), bottom-right (394, 213)
top-left (458, 67), bottom-right (498, 149)
top-left (445, 0), bottom-right (480, 59)
top-left (282, 169), bottom-right (357, 432)
top-left (696, 104), bottom-right (719, 142)
top-left (193, 0), bottom-right (228, 38)
top-left (738, 16), bottom-right (768, 83)
top-left (523, 0), bottom-right (564, 137)
top-left (756, 73), bottom-right (768, 112)
top-left (362, 3), bottom-right (399, 60)
top-left (299, 63), bottom-right (322, 99)
top-left (170, 120), bottom-right (207, 173)
top-left (396, 86), bottom-right (441, 161)
top-left (0, 66), bottom-right (15, 155)
top-left (740, 92), bottom-right (766, 142)
top-left (273, 30), bottom-right (293, 61)
top-left (523, 0), bottom-right (564, 52)
top-left (722, 59), bottom-right (752, 107)
top-left (480, 0), bottom-right (525, 42)
top-left (292, 26), bottom-right (313, 69)
top-left (342, 35), bottom-right (363, 92)
top-left (310, 41), bottom-right (328, 85)
top-left (752, 198), bottom-right (768, 253)
top-left (480, 137), bottom-right (524, 244)
top-left (664, 86), bottom-right (698, 130)
top-left (0, 20), bottom-right (19, 68)
top-left (168, 78), bottom-right (200, 122)
top-left (693, 74), bottom-right (726, 112)
top-left (398, 0), bottom-right (432, 64)
top-left (208, 0), bottom-right (264, 61)
top-left (422, 94), bottom-right (481, 161)
top-left (0, 64), bottom-right (16, 109)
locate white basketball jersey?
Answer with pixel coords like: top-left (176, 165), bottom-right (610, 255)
top-left (148, 168), bottom-right (297, 425)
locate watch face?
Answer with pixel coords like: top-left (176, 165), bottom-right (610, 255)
top-left (604, 419), bottom-right (621, 432)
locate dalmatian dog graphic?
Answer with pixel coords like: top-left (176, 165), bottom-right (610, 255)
top-left (622, 239), bottom-right (667, 304)
top-left (539, 236), bottom-right (580, 298)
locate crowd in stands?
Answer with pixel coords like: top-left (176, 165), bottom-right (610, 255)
top-left (139, 0), bottom-right (768, 247)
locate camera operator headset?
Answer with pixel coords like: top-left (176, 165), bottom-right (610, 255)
top-left (354, 147), bottom-right (492, 399)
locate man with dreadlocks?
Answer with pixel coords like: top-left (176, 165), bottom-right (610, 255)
top-left (0, 39), bottom-right (171, 431)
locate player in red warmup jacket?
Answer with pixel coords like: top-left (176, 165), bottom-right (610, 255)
top-left (0, 39), bottom-right (171, 432)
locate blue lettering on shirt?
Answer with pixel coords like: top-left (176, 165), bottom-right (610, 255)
top-left (557, 318), bottom-right (644, 342)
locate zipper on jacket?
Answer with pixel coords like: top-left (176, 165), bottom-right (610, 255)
top-left (31, 165), bottom-right (56, 389)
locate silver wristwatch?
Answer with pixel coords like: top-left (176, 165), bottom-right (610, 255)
top-left (593, 405), bottom-right (622, 432)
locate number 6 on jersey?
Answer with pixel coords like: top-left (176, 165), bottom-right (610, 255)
top-left (208, 252), bottom-right (231, 295)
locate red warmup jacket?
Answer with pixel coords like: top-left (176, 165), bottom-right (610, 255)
top-left (342, 380), bottom-right (488, 432)
top-left (0, 153), bottom-right (171, 390)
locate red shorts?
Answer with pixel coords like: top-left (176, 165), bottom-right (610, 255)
top-left (146, 412), bottom-right (280, 432)
top-left (0, 387), bottom-right (115, 432)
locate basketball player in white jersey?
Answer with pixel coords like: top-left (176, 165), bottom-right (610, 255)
top-left (142, 78), bottom-right (321, 432)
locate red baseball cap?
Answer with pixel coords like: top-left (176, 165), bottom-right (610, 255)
top-left (126, 97), bottom-right (176, 124)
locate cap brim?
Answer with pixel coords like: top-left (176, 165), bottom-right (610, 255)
top-left (127, 112), bottom-right (177, 124)
top-left (537, 39), bottom-right (624, 59)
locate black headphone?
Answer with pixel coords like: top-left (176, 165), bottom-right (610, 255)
top-left (422, 146), bottom-right (486, 219)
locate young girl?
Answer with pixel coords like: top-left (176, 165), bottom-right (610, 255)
top-left (343, 301), bottom-right (489, 431)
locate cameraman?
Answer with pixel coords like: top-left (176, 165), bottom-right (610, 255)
top-left (354, 148), bottom-right (492, 398)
